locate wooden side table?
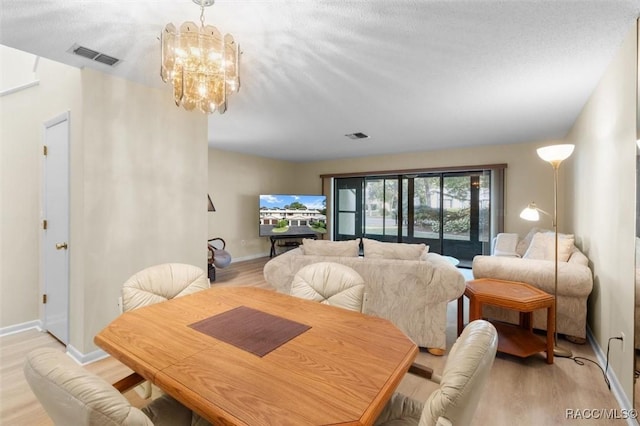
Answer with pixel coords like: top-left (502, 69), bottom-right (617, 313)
top-left (457, 278), bottom-right (555, 364)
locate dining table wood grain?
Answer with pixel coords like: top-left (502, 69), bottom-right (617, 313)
top-left (95, 286), bottom-right (418, 426)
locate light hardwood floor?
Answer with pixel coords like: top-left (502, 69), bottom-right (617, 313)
top-left (0, 257), bottom-right (630, 425)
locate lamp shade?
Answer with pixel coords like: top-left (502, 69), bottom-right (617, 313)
top-left (536, 144), bottom-right (575, 163)
top-left (519, 203), bottom-right (540, 221)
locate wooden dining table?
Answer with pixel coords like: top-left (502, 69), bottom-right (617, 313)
top-left (94, 286), bottom-right (418, 426)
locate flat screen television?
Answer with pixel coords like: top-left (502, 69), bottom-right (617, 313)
top-left (259, 194), bottom-right (327, 237)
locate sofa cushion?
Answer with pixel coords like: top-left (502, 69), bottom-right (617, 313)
top-left (418, 246), bottom-right (431, 261)
top-left (300, 239), bottom-right (359, 257)
top-left (523, 232), bottom-right (575, 262)
top-left (493, 233), bottom-right (519, 257)
top-left (515, 227), bottom-right (549, 257)
top-left (362, 238), bottom-right (427, 260)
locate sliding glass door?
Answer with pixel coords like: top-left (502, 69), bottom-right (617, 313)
top-left (334, 178), bottom-right (363, 241)
top-left (438, 172), bottom-right (489, 261)
top-left (334, 170), bottom-right (493, 263)
top-left (364, 177), bottom-right (400, 241)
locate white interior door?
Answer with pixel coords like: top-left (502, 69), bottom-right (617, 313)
top-left (42, 112), bottom-right (70, 344)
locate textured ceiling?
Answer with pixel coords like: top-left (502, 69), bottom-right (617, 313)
top-left (1, 1), bottom-right (639, 162)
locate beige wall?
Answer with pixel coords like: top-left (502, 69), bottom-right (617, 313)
top-left (211, 141), bottom-right (556, 261)
top-left (565, 22), bottom-right (637, 403)
top-left (1, 46), bottom-right (208, 356)
top-left (208, 148), bottom-right (300, 259)
top-left (0, 46), bottom-right (82, 328)
top-left (76, 69), bottom-right (208, 353)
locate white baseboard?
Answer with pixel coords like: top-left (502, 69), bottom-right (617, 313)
top-left (232, 252), bottom-right (270, 262)
top-left (0, 320), bottom-right (42, 337)
top-left (0, 319), bottom-right (108, 366)
top-left (66, 344), bottom-right (109, 366)
top-left (587, 327), bottom-right (639, 426)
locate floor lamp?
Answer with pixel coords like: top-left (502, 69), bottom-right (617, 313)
top-left (520, 143), bottom-right (575, 358)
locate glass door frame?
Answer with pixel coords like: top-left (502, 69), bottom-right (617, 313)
top-left (333, 178), bottom-right (364, 241)
top-left (333, 168), bottom-right (496, 262)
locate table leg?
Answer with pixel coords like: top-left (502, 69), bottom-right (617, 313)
top-left (546, 303), bottom-right (555, 364)
top-left (457, 296), bottom-right (464, 336)
top-left (520, 311), bottom-right (533, 332)
top-left (269, 237), bottom-right (276, 258)
top-left (468, 298), bottom-right (481, 323)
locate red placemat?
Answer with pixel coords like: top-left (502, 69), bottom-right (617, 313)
top-left (189, 306), bottom-right (311, 357)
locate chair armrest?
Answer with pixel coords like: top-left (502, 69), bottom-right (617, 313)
top-left (472, 255), bottom-right (593, 297)
top-left (112, 372), bottom-right (145, 393)
top-left (408, 362), bottom-right (441, 384)
top-left (208, 237), bottom-right (226, 250)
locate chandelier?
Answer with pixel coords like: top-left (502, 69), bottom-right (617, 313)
top-left (160, 0), bottom-right (240, 114)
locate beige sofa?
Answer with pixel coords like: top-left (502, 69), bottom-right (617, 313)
top-left (472, 230), bottom-right (593, 339)
top-left (263, 238), bottom-right (465, 353)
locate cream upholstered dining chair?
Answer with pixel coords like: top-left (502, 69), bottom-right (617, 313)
top-left (290, 262), bottom-right (366, 312)
top-left (122, 262), bottom-right (210, 312)
top-left (374, 320), bottom-right (498, 426)
top-left (121, 263), bottom-right (210, 398)
top-left (23, 347), bottom-right (211, 426)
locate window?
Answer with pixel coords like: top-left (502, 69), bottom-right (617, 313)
top-left (330, 166), bottom-right (505, 265)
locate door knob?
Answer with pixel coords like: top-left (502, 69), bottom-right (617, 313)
top-left (55, 242), bottom-right (68, 250)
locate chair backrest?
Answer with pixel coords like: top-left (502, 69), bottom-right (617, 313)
top-left (420, 320), bottom-right (498, 426)
top-left (23, 348), bottom-right (154, 426)
top-left (122, 263), bottom-right (209, 312)
top-left (291, 262), bottom-right (365, 312)
top-left (208, 238), bottom-right (232, 269)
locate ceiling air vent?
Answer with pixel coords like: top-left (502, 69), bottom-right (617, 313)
top-left (345, 132), bottom-right (369, 140)
top-left (94, 53), bottom-right (120, 66)
top-left (68, 44), bottom-right (121, 67)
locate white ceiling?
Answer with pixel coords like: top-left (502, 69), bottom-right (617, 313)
top-left (1, 1), bottom-right (639, 162)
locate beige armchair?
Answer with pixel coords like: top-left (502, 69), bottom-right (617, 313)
top-left (23, 348), bottom-right (210, 426)
top-left (291, 262), bottom-right (366, 312)
top-left (121, 262), bottom-right (210, 398)
top-left (374, 320), bottom-right (498, 426)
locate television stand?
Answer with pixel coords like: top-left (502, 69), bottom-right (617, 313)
top-left (269, 234), bottom-right (318, 258)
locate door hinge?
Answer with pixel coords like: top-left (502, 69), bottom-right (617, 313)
top-left (42, 294), bottom-right (47, 304)
top-left (43, 145), bottom-right (48, 156)
top-left (42, 219), bottom-right (47, 230)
